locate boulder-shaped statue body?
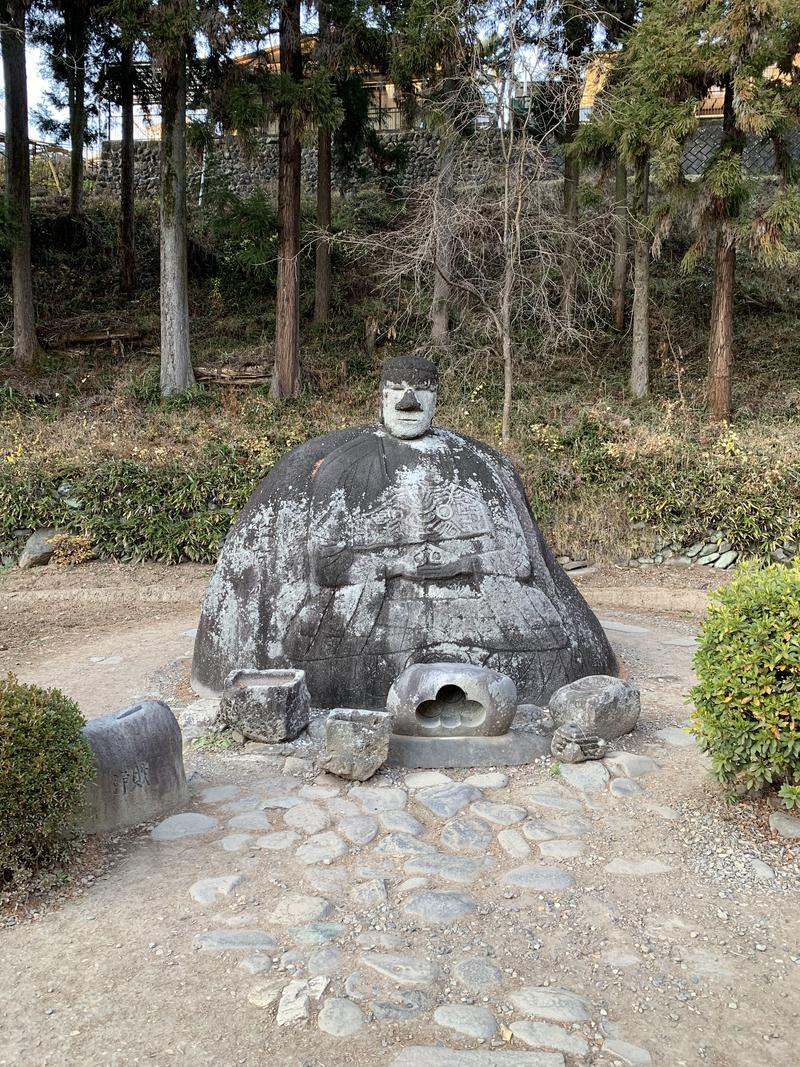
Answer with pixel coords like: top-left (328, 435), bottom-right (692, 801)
top-left (192, 356), bottom-right (616, 708)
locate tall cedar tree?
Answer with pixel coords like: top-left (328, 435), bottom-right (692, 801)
top-left (576, 0), bottom-right (705, 398)
top-left (30, 1), bottom-right (98, 218)
top-left (689, 0), bottom-right (800, 421)
top-left (1, 0), bottom-right (40, 366)
top-left (272, 0), bottom-right (303, 397)
top-left (390, 0), bottom-right (480, 346)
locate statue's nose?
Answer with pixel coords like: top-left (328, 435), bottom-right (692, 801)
top-left (395, 388), bottom-right (422, 412)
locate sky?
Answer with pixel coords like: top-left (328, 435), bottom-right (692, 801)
top-left (0, 45), bottom-right (63, 141)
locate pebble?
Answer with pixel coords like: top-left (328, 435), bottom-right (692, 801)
top-left (380, 810), bottom-right (426, 835)
top-left (276, 978), bottom-right (311, 1025)
top-left (538, 839), bottom-right (585, 859)
top-left (404, 889), bottom-right (476, 923)
top-left (434, 1004), bottom-right (498, 1039)
top-left (453, 957), bottom-right (503, 993)
top-left (610, 778), bottom-right (644, 798)
top-left (338, 815), bottom-right (379, 844)
top-left (239, 954), bottom-right (272, 975)
top-left (441, 816), bottom-right (494, 852)
top-left (199, 784), bottom-right (240, 804)
top-left (351, 878), bottom-right (388, 906)
top-left (388, 1050), bottom-right (564, 1066)
top-left (255, 830), bottom-right (299, 850)
top-left (558, 762), bottom-right (609, 793)
top-left (189, 874), bottom-right (243, 904)
top-left (220, 833), bottom-right (254, 852)
top-left (750, 858), bottom-right (776, 881)
top-left (288, 922), bottom-right (345, 945)
top-left (604, 858), bottom-right (671, 876)
top-left (375, 832), bottom-right (435, 856)
top-left (504, 865), bottom-right (576, 891)
top-left (308, 945), bottom-right (342, 975)
top-left (416, 783), bottom-right (481, 818)
top-left (602, 1038), bottom-right (653, 1065)
top-left (464, 771), bottom-right (509, 789)
top-left (295, 831), bottom-right (348, 865)
top-left (371, 991), bottom-right (430, 1022)
top-left (318, 997), bottom-right (365, 1037)
top-left (470, 800), bottom-right (528, 825)
top-left (510, 1020), bottom-right (588, 1055)
top-left (305, 867), bottom-right (348, 895)
top-left (510, 986), bottom-right (591, 1023)
top-left (228, 811), bottom-right (271, 831)
top-left (524, 786), bottom-right (583, 812)
top-left (350, 784), bottom-right (408, 811)
top-left (405, 770), bottom-right (453, 789)
top-left (404, 853), bottom-right (484, 884)
top-left (361, 953), bottom-right (439, 985)
top-left (604, 753), bottom-right (660, 779)
top-left (498, 829), bottom-right (531, 859)
top-left (327, 797), bottom-right (360, 817)
top-left (194, 929), bottom-right (277, 952)
top-left (269, 894), bottom-right (333, 924)
top-left (283, 802), bottom-right (330, 834)
top-left (247, 978), bottom-right (285, 1008)
top-left (769, 811), bottom-right (800, 838)
top-left (527, 815), bottom-right (593, 839)
top-left (150, 813), bottom-right (219, 840)
top-left (655, 726), bottom-right (696, 748)
top-left (260, 795), bottom-right (302, 810)
top-left (299, 783), bottom-right (340, 800)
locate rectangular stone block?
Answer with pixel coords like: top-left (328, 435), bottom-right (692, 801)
top-left (220, 669), bottom-right (310, 743)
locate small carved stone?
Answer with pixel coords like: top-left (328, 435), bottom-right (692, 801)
top-left (320, 708), bottom-right (392, 781)
top-left (551, 722), bottom-right (608, 764)
top-left (220, 669), bottom-right (309, 743)
top-left (388, 663), bottom-right (517, 738)
top-left (82, 700), bottom-right (188, 832)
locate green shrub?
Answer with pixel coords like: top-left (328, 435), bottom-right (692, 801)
top-left (0, 676), bottom-right (95, 881)
top-left (690, 563), bottom-right (800, 805)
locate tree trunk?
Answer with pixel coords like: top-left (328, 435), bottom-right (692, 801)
top-left (314, 128), bottom-right (332, 322)
top-left (314, 4), bottom-right (331, 324)
top-left (119, 42), bottom-right (136, 293)
top-left (1, 0), bottom-right (39, 367)
top-left (706, 74), bottom-right (739, 424)
top-left (560, 101), bottom-right (580, 325)
top-left (708, 224), bottom-right (735, 422)
top-left (67, 11), bottom-right (87, 218)
top-left (431, 141), bottom-right (455, 345)
top-left (272, 0), bottom-right (302, 398)
top-left (629, 154), bottom-right (650, 399)
top-left (159, 50), bottom-right (194, 396)
top-left (612, 155), bottom-right (628, 331)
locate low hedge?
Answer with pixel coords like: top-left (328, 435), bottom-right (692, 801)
top-left (690, 563), bottom-right (800, 808)
top-left (1, 416), bottom-right (798, 564)
top-left (0, 676), bottom-right (95, 881)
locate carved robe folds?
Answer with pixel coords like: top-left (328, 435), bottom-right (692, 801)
top-left (192, 426), bottom-right (616, 709)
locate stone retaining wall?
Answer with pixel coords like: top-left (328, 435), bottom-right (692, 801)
top-left (94, 124), bottom-right (800, 201)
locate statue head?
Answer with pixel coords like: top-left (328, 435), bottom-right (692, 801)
top-left (380, 355), bottom-right (439, 440)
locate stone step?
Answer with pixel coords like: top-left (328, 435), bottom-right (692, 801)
top-left (388, 1050), bottom-right (565, 1067)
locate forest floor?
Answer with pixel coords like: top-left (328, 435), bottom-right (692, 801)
top-left (3, 564), bottom-right (798, 1067)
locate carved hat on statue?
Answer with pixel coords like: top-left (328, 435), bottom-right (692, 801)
top-left (381, 354), bottom-right (439, 391)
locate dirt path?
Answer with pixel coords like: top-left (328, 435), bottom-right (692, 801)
top-left (1, 563), bottom-right (797, 1067)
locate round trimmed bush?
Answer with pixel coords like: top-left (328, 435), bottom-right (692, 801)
top-left (690, 562), bottom-right (800, 807)
top-left (0, 675), bottom-right (95, 881)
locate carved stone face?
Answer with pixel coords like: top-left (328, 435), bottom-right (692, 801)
top-left (381, 379), bottom-right (437, 439)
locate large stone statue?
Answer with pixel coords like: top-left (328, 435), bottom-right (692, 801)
top-left (192, 356), bottom-right (616, 708)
